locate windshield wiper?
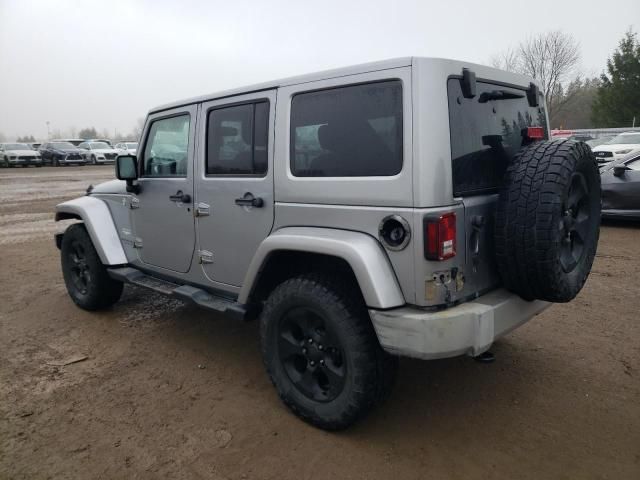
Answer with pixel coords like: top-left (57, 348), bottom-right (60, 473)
top-left (478, 90), bottom-right (525, 103)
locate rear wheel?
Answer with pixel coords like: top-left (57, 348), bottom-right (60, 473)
top-left (61, 224), bottom-right (123, 310)
top-left (260, 273), bottom-right (396, 430)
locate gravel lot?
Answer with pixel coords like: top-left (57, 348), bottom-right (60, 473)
top-left (1, 166), bottom-right (639, 479)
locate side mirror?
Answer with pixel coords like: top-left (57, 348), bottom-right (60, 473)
top-left (613, 164), bottom-right (631, 177)
top-left (116, 155), bottom-right (140, 193)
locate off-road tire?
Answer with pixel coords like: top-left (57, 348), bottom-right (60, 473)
top-left (260, 273), bottom-right (396, 430)
top-left (61, 223), bottom-right (123, 310)
top-left (495, 139), bottom-right (600, 302)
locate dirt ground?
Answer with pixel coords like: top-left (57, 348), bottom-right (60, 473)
top-left (0, 166), bottom-right (638, 480)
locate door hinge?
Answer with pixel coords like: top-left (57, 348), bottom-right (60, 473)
top-left (198, 250), bottom-right (214, 264)
top-left (133, 237), bottom-right (143, 249)
top-left (130, 197), bottom-right (140, 209)
top-left (195, 202), bottom-right (210, 217)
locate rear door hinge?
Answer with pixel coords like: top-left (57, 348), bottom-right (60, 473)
top-left (130, 197), bottom-right (140, 209)
top-left (195, 202), bottom-right (210, 217)
top-left (198, 250), bottom-right (213, 264)
top-left (133, 237), bottom-right (143, 249)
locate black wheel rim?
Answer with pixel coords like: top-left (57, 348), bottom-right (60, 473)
top-left (559, 172), bottom-right (592, 273)
top-left (277, 307), bottom-right (346, 402)
top-left (68, 240), bottom-right (91, 295)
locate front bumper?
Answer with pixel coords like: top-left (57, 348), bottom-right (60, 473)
top-left (97, 157), bottom-right (116, 164)
top-left (369, 289), bottom-right (550, 360)
top-left (9, 158), bottom-right (42, 165)
top-left (61, 156), bottom-right (85, 164)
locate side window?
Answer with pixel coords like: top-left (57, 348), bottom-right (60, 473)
top-left (627, 158), bottom-right (640, 171)
top-left (142, 114), bottom-right (190, 177)
top-left (206, 101), bottom-right (269, 175)
top-left (290, 81), bottom-right (403, 177)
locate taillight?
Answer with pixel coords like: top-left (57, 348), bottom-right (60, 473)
top-left (424, 213), bottom-right (456, 260)
top-left (527, 126), bottom-right (545, 140)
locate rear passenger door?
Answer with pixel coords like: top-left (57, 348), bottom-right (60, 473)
top-left (195, 91), bottom-right (275, 287)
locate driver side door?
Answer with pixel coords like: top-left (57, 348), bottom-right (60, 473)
top-left (131, 106), bottom-right (197, 273)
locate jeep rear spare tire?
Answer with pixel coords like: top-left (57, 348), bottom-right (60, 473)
top-left (495, 139), bottom-right (600, 302)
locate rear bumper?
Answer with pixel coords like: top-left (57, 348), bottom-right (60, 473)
top-left (369, 289), bottom-right (550, 360)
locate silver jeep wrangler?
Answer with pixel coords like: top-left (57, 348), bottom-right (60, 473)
top-left (55, 57), bottom-right (600, 430)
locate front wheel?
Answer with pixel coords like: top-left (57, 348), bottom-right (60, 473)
top-left (260, 274), bottom-right (396, 430)
top-left (61, 224), bottom-right (123, 310)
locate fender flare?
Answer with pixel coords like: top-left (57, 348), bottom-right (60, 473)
top-left (55, 196), bottom-right (127, 265)
top-left (238, 227), bottom-right (405, 309)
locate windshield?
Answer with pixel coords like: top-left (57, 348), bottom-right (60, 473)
top-left (126, 143), bottom-right (138, 148)
top-left (609, 133), bottom-right (640, 145)
top-left (51, 142), bottom-right (76, 149)
top-left (5, 143), bottom-right (31, 150)
top-left (90, 142), bottom-right (111, 149)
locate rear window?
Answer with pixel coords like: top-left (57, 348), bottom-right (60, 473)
top-left (448, 78), bottom-right (547, 196)
top-left (290, 81), bottom-right (403, 177)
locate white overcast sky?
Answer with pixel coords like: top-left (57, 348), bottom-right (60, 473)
top-left (0, 0), bottom-right (638, 140)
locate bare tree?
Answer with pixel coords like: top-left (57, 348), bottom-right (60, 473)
top-left (127, 117), bottom-right (145, 141)
top-left (490, 31), bottom-right (581, 124)
top-left (490, 47), bottom-right (521, 72)
top-left (518, 31), bottom-right (580, 121)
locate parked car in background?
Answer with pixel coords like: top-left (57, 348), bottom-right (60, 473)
top-left (85, 138), bottom-right (112, 146)
top-left (31, 142), bottom-right (42, 150)
top-left (601, 149), bottom-right (640, 220)
top-left (114, 141), bottom-right (138, 156)
top-left (0, 143), bottom-right (43, 167)
top-left (586, 135), bottom-right (615, 149)
top-left (592, 132), bottom-right (640, 165)
top-left (39, 142), bottom-right (86, 166)
top-left (50, 138), bottom-right (85, 147)
top-left (78, 141), bottom-right (118, 164)
top-left (568, 134), bottom-right (593, 142)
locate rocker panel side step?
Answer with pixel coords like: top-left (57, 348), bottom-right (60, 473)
top-left (108, 267), bottom-right (248, 320)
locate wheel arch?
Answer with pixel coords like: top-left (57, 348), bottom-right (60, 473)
top-left (239, 227), bottom-right (405, 309)
top-left (55, 196), bottom-right (127, 265)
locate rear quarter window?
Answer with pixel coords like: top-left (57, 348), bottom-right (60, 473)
top-left (290, 80), bottom-right (403, 177)
top-left (448, 78), bottom-right (547, 196)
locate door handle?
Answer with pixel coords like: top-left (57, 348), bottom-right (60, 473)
top-left (169, 190), bottom-right (191, 203)
top-left (235, 193), bottom-right (264, 208)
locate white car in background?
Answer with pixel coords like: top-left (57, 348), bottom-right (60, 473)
top-left (592, 132), bottom-right (640, 165)
top-left (114, 142), bottom-right (138, 156)
top-left (78, 141), bottom-right (119, 165)
top-left (0, 143), bottom-right (43, 167)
